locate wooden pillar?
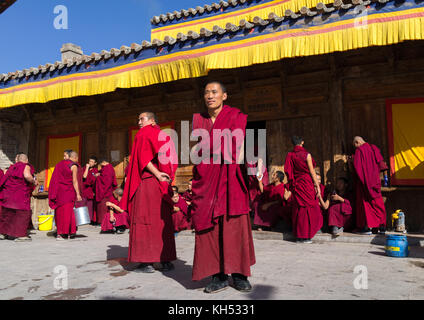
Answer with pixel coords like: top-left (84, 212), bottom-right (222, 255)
top-left (328, 54), bottom-right (348, 183)
top-left (96, 97), bottom-right (108, 160)
top-left (23, 105), bottom-right (37, 167)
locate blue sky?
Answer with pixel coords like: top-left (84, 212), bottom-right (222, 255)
top-left (0, 0), bottom-right (208, 74)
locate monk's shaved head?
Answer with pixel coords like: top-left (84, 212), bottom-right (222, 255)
top-left (69, 151), bottom-right (79, 160)
top-left (138, 111), bottom-right (157, 128)
top-left (353, 136), bottom-right (366, 148)
top-left (16, 153), bottom-right (28, 163)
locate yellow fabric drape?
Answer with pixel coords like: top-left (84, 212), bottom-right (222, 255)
top-left (391, 101), bottom-right (424, 183)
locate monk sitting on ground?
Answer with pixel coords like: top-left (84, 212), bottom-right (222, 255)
top-left (100, 187), bottom-right (129, 234)
top-left (171, 189), bottom-right (191, 233)
top-left (318, 177), bottom-right (353, 235)
top-left (254, 170), bottom-right (290, 231)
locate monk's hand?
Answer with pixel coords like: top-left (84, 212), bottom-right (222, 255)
top-left (331, 194), bottom-right (342, 202)
top-left (261, 204), bottom-right (269, 211)
top-left (110, 215), bottom-right (116, 223)
top-left (156, 172), bottom-right (171, 183)
top-left (77, 194), bottom-right (82, 202)
top-left (106, 201), bottom-right (112, 207)
top-left (173, 206), bottom-right (180, 212)
top-left (315, 185), bottom-right (321, 198)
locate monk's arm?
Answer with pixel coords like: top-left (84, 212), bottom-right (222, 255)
top-left (283, 189), bottom-right (291, 201)
top-left (145, 162), bottom-right (170, 182)
top-left (108, 202), bottom-right (124, 213)
top-left (318, 195), bottom-right (329, 210)
top-left (71, 166), bottom-right (82, 201)
top-left (23, 165), bottom-right (36, 185)
top-left (83, 164), bottom-right (90, 179)
top-left (257, 177), bottom-right (264, 193)
top-left (306, 154), bottom-right (320, 197)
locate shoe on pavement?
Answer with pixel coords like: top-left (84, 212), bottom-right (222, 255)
top-left (304, 239), bottom-right (313, 244)
top-left (332, 226), bottom-right (344, 235)
top-left (356, 228), bottom-right (372, 235)
top-left (161, 262), bottom-right (175, 272)
top-left (0, 234), bottom-right (6, 240)
top-left (14, 236), bottom-right (32, 242)
top-left (204, 273), bottom-right (229, 293)
top-left (56, 236), bottom-right (66, 241)
top-left (232, 274), bottom-right (252, 292)
top-left (135, 263), bottom-right (155, 273)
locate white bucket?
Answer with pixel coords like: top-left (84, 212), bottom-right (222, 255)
top-left (74, 206), bottom-right (91, 226)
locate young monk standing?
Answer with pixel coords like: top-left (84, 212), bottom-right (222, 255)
top-left (121, 111), bottom-right (178, 273)
top-left (284, 136), bottom-right (322, 244)
top-left (190, 81), bottom-right (255, 293)
top-left (95, 159), bottom-right (117, 226)
top-left (0, 153), bottom-right (37, 242)
top-left (48, 151), bottom-right (82, 240)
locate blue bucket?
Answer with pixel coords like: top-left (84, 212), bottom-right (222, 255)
top-left (385, 234), bottom-right (409, 258)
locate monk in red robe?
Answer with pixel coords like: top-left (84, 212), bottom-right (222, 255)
top-left (101, 187), bottom-right (129, 233)
top-left (171, 190), bottom-right (191, 233)
top-left (0, 169), bottom-right (4, 220)
top-left (284, 136), bottom-right (322, 244)
top-left (49, 151), bottom-right (82, 240)
top-left (95, 159), bottom-right (117, 226)
top-left (0, 154), bottom-right (37, 241)
top-left (247, 157), bottom-right (269, 220)
top-left (82, 155), bottom-right (98, 223)
top-left (121, 111), bottom-right (178, 273)
top-left (352, 136), bottom-right (387, 235)
top-left (182, 179), bottom-right (193, 205)
top-left (191, 81), bottom-right (255, 293)
top-left (318, 177), bottom-right (353, 235)
top-left (254, 170), bottom-right (289, 230)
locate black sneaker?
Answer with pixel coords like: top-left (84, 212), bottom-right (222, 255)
top-left (161, 262), bottom-right (175, 272)
top-left (356, 228), bottom-right (372, 235)
top-left (378, 226), bottom-right (386, 235)
top-left (232, 273), bottom-right (252, 292)
top-left (204, 273), bottom-right (229, 293)
top-left (135, 263), bottom-right (155, 273)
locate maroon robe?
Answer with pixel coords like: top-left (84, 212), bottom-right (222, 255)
top-left (172, 196), bottom-right (191, 232)
top-left (191, 105), bottom-right (255, 281)
top-left (353, 143), bottom-right (387, 229)
top-left (48, 160), bottom-right (77, 235)
top-left (327, 193), bottom-right (354, 230)
top-left (284, 146), bottom-right (323, 239)
top-left (0, 170), bottom-right (3, 218)
top-left (254, 183), bottom-right (284, 228)
top-left (247, 162), bottom-right (269, 214)
top-left (121, 124), bottom-right (178, 263)
top-left (100, 196), bottom-right (130, 232)
top-left (82, 166), bottom-right (98, 221)
top-left (280, 184), bottom-right (294, 225)
top-left (95, 164), bottom-right (117, 224)
top-left (182, 190), bottom-right (193, 203)
top-left (0, 162), bottom-right (35, 238)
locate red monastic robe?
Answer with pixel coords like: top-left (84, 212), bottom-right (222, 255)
top-left (0, 170), bottom-right (3, 218)
top-left (182, 190), bottom-right (193, 203)
top-left (254, 183), bottom-right (284, 228)
top-left (121, 124), bottom-right (178, 263)
top-left (172, 196), bottom-right (191, 232)
top-left (353, 143), bottom-right (387, 229)
top-left (95, 164), bottom-right (117, 224)
top-left (327, 193), bottom-right (354, 230)
top-left (247, 162), bottom-right (269, 214)
top-left (48, 160), bottom-right (77, 235)
top-left (0, 162), bottom-right (35, 237)
top-left (284, 145), bottom-right (323, 239)
top-left (100, 196), bottom-right (130, 232)
top-left (82, 166), bottom-right (98, 221)
top-left (191, 105), bottom-right (255, 281)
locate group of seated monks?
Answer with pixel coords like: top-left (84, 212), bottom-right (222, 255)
top-left (248, 135), bottom-right (388, 243)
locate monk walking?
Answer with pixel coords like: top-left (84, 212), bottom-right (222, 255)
top-left (284, 136), bottom-right (322, 243)
top-left (0, 153), bottom-right (37, 242)
top-left (95, 159), bottom-right (117, 226)
top-left (121, 111), bottom-right (178, 273)
top-left (49, 151), bottom-right (82, 240)
top-left (190, 81), bottom-right (255, 293)
top-left (352, 136), bottom-right (387, 235)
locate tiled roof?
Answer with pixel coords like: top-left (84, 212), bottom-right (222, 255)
top-left (0, 0), bottom-right (16, 14)
top-left (0, 0), bottom-right (407, 83)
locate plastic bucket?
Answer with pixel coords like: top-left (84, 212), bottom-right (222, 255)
top-left (385, 234), bottom-right (409, 258)
top-left (74, 206), bottom-right (90, 226)
top-left (38, 214), bottom-right (54, 231)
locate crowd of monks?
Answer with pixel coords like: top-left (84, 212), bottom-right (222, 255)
top-left (0, 81), bottom-right (388, 294)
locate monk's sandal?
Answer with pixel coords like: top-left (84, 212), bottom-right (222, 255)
top-left (231, 273), bottom-right (252, 292)
top-left (204, 273), bottom-right (229, 293)
top-left (136, 263), bottom-right (155, 273)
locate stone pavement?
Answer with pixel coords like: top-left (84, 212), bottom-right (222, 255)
top-left (1, 225), bottom-right (424, 300)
